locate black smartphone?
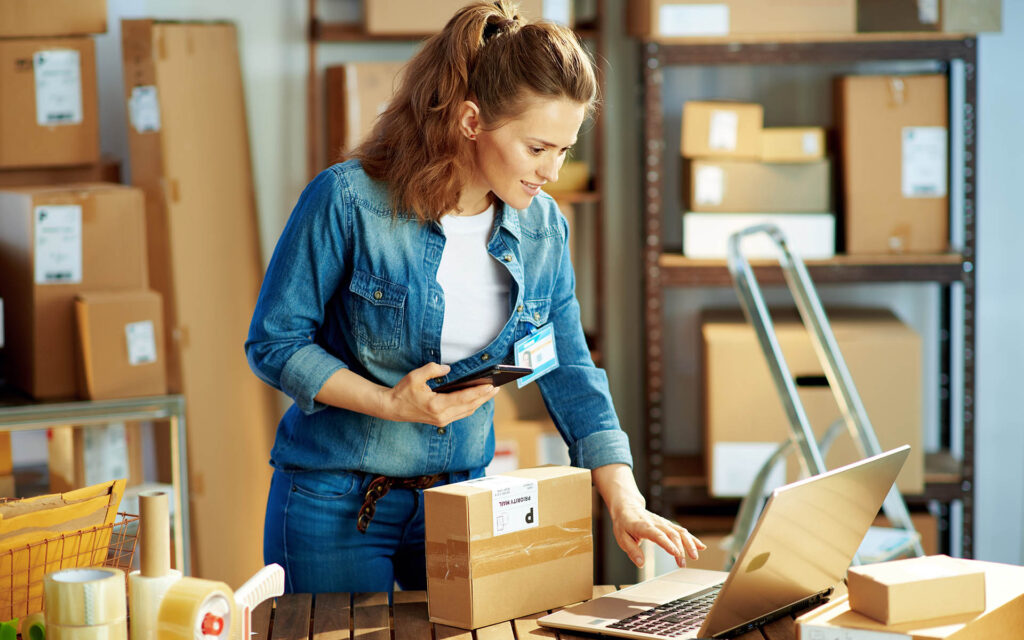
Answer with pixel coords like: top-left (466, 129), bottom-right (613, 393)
top-left (432, 364), bottom-right (533, 393)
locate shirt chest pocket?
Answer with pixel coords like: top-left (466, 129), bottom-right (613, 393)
top-left (515, 298), bottom-right (550, 341)
top-left (346, 270), bottom-right (407, 350)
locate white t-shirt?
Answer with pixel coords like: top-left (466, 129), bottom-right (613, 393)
top-left (437, 204), bottom-right (511, 363)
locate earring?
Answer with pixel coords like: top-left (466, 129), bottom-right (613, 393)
top-left (468, 133), bottom-right (477, 140)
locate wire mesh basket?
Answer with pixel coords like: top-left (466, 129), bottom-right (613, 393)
top-left (0, 512), bottom-right (139, 622)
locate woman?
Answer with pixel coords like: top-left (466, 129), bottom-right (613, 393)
top-left (246, 0), bottom-right (704, 594)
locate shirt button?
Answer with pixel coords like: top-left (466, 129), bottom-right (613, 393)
top-left (373, 290), bottom-right (383, 300)
top-left (503, 254), bottom-right (513, 262)
top-left (533, 312), bottom-right (541, 321)
top-left (481, 353), bottom-right (491, 361)
top-left (437, 427), bottom-right (447, 435)
top-left (516, 305), bottom-right (524, 313)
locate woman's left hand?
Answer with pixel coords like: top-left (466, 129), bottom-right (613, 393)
top-left (592, 463), bottom-right (706, 569)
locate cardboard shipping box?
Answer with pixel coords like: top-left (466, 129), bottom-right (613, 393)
top-left (848, 555), bottom-right (986, 626)
top-left (796, 560), bottom-right (1024, 640)
top-left (682, 211), bottom-right (835, 259)
top-left (425, 466), bottom-right (592, 629)
top-left (628, 0), bottom-right (855, 40)
top-left (702, 309), bottom-right (923, 496)
top-left (760, 127), bottom-right (826, 162)
top-left (0, 183), bottom-right (147, 399)
top-left (684, 159), bottom-right (830, 212)
top-left (121, 19), bottom-right (282, 586)
top-left (75, 290), bottom-right (167, 400)
top-left (838, 74), bottom-right (948, 254)
top-left (0, 0), bottom-right (107, 38)
top-left (858, 0), bottom-right (1001, 34)
top-left (0, 38), bottom-right (99, 169)
top-left (325, 62), bottom-right (404, 162)
top-left (365, 0), bottom-right (572, 35)
top-left (681, 102), bottom-right (763, 160)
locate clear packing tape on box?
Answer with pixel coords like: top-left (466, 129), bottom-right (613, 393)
top-left (426, 517), bottom-right (592, 581)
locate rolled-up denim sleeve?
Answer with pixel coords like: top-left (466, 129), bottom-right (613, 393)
top-left (245, 168), bottom-right (350, 414)
top-left (536, 213), bottom-right (633, 470)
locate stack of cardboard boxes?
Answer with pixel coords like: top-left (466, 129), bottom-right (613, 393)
top-left (487, 383), bottom-right (570, 475)
top-left (681, 101), bottom-right (834, 259)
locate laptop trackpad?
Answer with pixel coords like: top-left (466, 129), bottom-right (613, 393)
top-left (560, 569), bottom-right (726, 620)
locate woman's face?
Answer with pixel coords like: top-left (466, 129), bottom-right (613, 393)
top-left (471, 97), bottom-right (587, 211)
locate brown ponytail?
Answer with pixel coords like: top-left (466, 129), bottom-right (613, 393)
top-left (353, 1), bottom-right (598, 222)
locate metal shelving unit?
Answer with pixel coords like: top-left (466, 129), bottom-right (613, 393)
top-left (640, 36), bottom-right (977, 556)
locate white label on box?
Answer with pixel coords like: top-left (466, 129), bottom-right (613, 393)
top-left (711, 442), bottom-right (785, 497)
top-left (462, 475), bottom-right (539, 536)
top-left (802, 132), bottom-right (820, 156)
top-left (125, 320), bottom-right (158, 365)
top-left (917, 0), bottom-right (940, 24)
top-left (658, 4), bottom-right (729, 37)
top-left (34, 49), bottom-right (83, 126)
top-left (129, 85), bottom-right (161, 133)
top-left (34, 205), bottom-right (83, 285)
top-left (902, 126), bottom-right (947, 198)
top-left (695, 165), bottom-right (725, 205)
top-left (542, 0), bottom-right (572, 25)
top-left (708, 109), bottom-right (739, 151)
top-left (798, 624), bottom-right (911, 640)
top-left (538, 433), bottom-right (570, 465)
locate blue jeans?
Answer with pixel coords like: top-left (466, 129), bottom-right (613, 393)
top-left (263, 467), bottom-right (483, 594)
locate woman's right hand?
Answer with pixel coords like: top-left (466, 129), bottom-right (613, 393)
top-left (381, 362), bottom-right (499, 427)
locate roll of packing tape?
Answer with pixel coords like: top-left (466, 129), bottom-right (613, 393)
top-left (44, 568), bottom-right (127, 627)
top-left (22, 612), bottom-right (46, 640)
top-left (47, 621), bottom-right (127, 640)
top-left (157, 578), bottom-right (236, 640)
top-left (129, 570), bottom-right (183, 640)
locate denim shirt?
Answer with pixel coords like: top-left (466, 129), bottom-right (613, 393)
top-left (246, 160), bottom-right (632, 477)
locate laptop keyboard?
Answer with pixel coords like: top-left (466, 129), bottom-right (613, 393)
top-left (606, 585), bottom-right (722, 638)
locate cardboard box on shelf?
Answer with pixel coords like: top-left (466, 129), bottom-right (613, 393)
top-left (488, 384), bottom-right (569, 475)
top-left (838, 74), bottom-right (949, 254)
top-left (74, 290), bottom-right (167, 400)
top-left (425, 466), bottom-right (592, 629)
top-left (0, 38), bottom-right (99, 169)
top-left (628, 0), bottom-right (855, 40)
top-left (796, 560), bottom-right (1024, 640)
top-left (702, 309), bottom-right (923, 497)
top-left (325, 62), bottom-right (405, 162)
top-left (0, 0), bottom-right (106, 38)
top-left (121, 19), bottom-right (283, 587)
top-left (682, 211), bottom-right (835, 259)
top-left (681, 102), bottom-right (763, 160)
top-left (684, 159), bottom-right (830, 212)
top-left (858, 0), bottom-right (1001, 34)
top-left (0, 183), bottom-right (147, 399)
top-left (847, 555), bottom-right (986, 626)
top-left (0, 156), bottom-right (120, 188)
top-left (760, 127), bottom-right (826, 163)
top-left (365, 0), bottom-right (572, 36)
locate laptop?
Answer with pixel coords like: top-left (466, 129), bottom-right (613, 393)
top-left (538, 445), bottom-right (910, 639)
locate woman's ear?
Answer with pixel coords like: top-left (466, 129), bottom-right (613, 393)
top-left (459, 100), bottom-right (482, 140)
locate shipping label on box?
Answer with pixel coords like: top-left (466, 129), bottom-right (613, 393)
top-left (425, 466), bottom-right (592, 629)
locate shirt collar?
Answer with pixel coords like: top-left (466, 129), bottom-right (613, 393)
top-left (495, 199), bottom-right (522, 241)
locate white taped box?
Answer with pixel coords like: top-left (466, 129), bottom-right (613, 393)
top-left (796, 560), bottom-right (1024, 639)
top-left (628, 0), bottom-right (855, 40)
top-left (682, 211), bottom-right (835, 260)
top-left (424, 466), bottom-right (592, 629)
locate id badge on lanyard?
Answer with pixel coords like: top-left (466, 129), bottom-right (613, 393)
top-left (513, 323), bottom-right (558, 387)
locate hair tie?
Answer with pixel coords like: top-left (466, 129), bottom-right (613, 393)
top-left (483, 17), bottom-right (517, 43)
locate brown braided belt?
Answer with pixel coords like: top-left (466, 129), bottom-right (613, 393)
top-left (356, 473), bottom-right (445, 533)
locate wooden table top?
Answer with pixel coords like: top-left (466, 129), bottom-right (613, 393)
top-left (256, 586), bottom-right (803, 640)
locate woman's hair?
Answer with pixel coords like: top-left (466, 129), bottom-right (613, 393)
top-left (352, 1), bottom-right (599, 222)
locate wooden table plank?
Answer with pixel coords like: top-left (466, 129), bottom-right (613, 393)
top-left (251, 600), bottom-right (273, 640)
top-left (312, 593), bottom-right (351, 640)
top-left (473, 622), bottom-right (516, 640)
top-left (271, 593), bottom-right (312, 640)
top-left (393, 601), bottom-right (431, 640)
top-left (351, 593), bottom-right (389, 640)
top-left (512, 612), bottom-right (559, 639)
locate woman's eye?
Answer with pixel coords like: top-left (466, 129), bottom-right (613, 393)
top-left (530, 147), bottom-right (544, 155)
